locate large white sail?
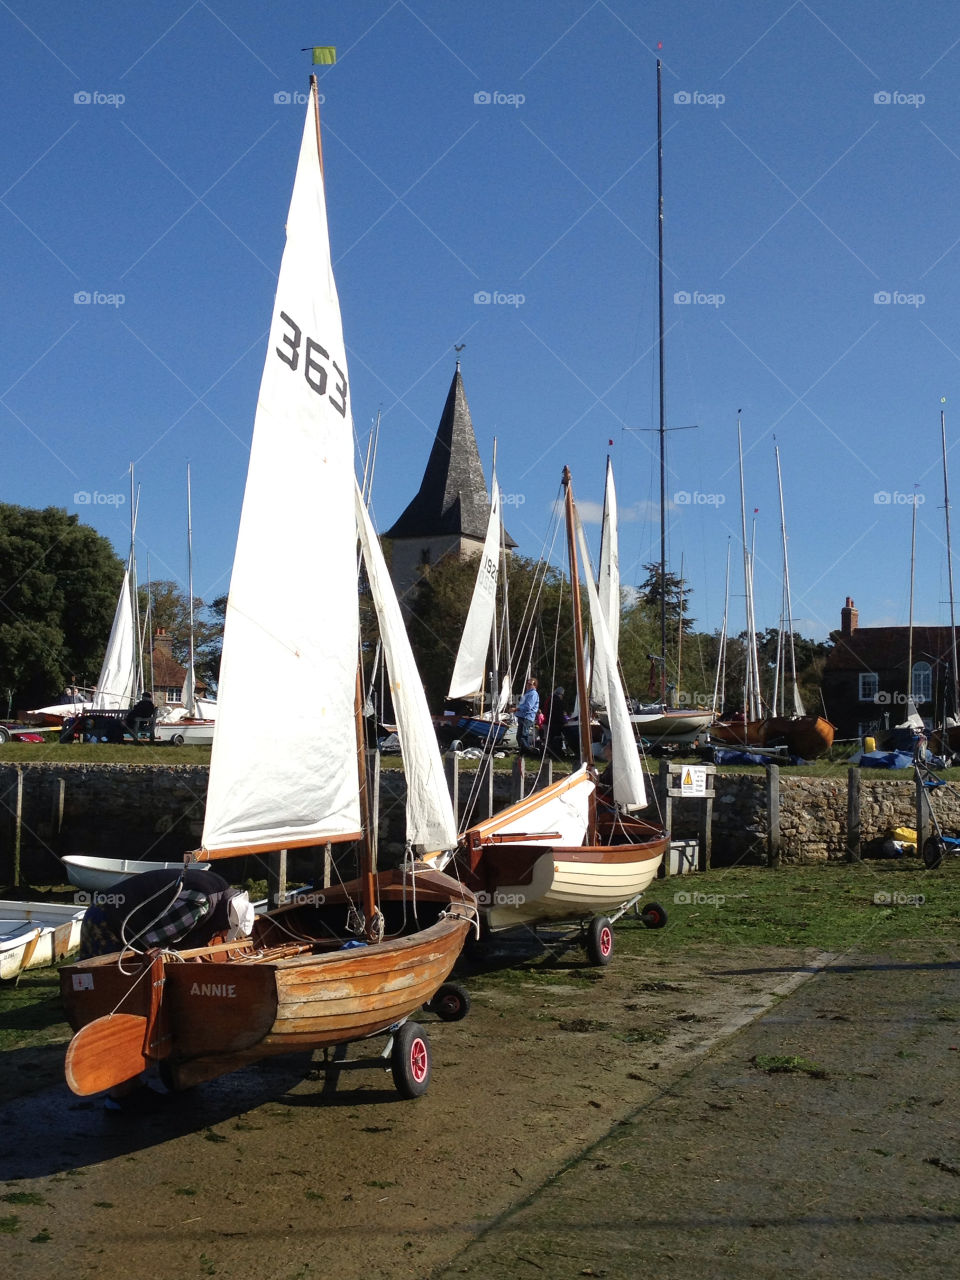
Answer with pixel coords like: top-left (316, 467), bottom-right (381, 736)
top-left (576, 511), bottom-right (647, 810)
top-left (92, 554), bottom-right (138, 710)
top-left (356, 486), bottom-right (457, 853)
top-left (202, 88), bottom-right (361, 856)
top-left (591, 457), bottom-right (620, 709)
top-left (448, 478), bottom-right (502, 701)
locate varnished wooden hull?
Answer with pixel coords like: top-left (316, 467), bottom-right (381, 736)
top-left (461, 767), bottom-right (667, 932)
top-left (761, 715), bottom-right (835, 759)
top-left (60, 869), bottom-right (474, 1091)
top-left (708, 719), bottom-right (766, 747)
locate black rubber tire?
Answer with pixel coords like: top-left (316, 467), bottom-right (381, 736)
top-left (641, 901), bottom-right (668, 929)
top-left (171, 733), bottom-right (185, 747)
top-left (390, 1022), bottom-right (431, 1098)
top-left (922, 836), bottom-right (945, 870)
top-left (0, 726), bottom-right (9, 744)
top-left (586, 915), bottom-right (614, 966)
top-left (429, 982), bottom-right (471, 1022)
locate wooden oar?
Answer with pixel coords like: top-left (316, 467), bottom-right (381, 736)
top-left (64, 1013), bottom-right (151, 1096)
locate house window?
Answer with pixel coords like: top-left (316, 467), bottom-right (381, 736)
top-left (858, 673), bottom-right (878, 702)
top-left (911, 662), bottom-right (932, 703)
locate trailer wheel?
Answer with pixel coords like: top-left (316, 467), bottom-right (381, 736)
top-left (170, 733), bottom-right (185, 747)
top-left (641, 901), bottom-right (668, 929)
top-left (391, 1022), bottom-right (431, 1098)
top-left (427, 982), bottom-right (471, 1022)
top-left (586, 916), bottom-right (614, 966)
top-left (0, 726), bottom-right (9, 744)
top-left (922, 836), bottom-right (945, 870)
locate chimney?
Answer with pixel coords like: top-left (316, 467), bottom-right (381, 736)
top-left (153, 627), bottom-right (174, 658)
top-left (841, 597), bottom-right (858, 638)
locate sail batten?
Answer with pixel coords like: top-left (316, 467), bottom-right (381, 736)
top-left (201, 87), bottom-right (361, 856)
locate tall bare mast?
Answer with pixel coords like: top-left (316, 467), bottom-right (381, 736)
top-left (907, 485), bottom-right (917, 711)
top-left (737, 418), bottom-right (761, 720)
top-left (186, 463), bottom-right (196, 717)
top-left (775, 443), bottom-right (801, 716)
top-left (656, 59), bottom-right (667, 697)
top-left (941, 408), bottom-right (959, 721)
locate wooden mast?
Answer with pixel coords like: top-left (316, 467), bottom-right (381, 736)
top-left (562, 467), bottom-right (593, 769)
top-left (316, 68), bottom-right (375, 935)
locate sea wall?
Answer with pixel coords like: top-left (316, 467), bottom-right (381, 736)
top-left (1, 761), bottom-right (954, 884)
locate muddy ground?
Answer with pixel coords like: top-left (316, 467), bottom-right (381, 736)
top-left (1, 934), bottom-right (958, 1280)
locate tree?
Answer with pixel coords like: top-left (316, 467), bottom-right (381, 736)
top-left (635, 562), bottom-right (696, 634)
top-left (0, 504), bottom-right (124, 711)
top-left (139, 580), bottom-right (225, 693)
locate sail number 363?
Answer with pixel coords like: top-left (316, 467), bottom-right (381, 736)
top-left (275, 312), bottom-right (348, 418)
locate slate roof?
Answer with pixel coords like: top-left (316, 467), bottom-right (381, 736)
top-left (824, 625), bottom-right (959, 673)
top-left (386, 365), bottom-right (517, 547)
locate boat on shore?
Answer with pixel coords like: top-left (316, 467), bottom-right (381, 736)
top-left (458, 467), bottom-right (669, 963)
top-left (0, 901), bottom-right (85, 981)
top-left (62, 856), bottom-right (213, 892)
top-left (59, 78), bottom-right (475, 1102)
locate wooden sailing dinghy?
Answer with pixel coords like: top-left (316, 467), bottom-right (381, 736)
top-left (458, 468), bottom-right (669, 964)
top-left (60, 79), bottom-right (474, 1100)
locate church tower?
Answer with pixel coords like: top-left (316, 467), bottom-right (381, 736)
top-left (386, 363), bottom-right (515, 603)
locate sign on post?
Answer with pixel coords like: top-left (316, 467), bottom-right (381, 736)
top-left (679, 765), bottom-right (707, 797)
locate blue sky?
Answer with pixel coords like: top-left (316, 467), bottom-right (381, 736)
top-left (2, 0), bottom-right (960, 647)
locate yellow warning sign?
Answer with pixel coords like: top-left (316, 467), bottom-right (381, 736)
top-left (680, 766), bottom-right (706, 796)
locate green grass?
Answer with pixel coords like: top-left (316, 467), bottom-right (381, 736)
top-left (0, 742), bottom-right (211, 765)
top-left (469, 861), bottom-right (960, 985)
top-left (611, 860), bottom-right (960, 955)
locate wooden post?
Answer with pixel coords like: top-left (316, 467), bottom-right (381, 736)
top-left (12, 767), bottom-right (23, 888)
top-left (766, 764), bottom-right (780, 867)
top-left (701, 774), bottom-right (713, 871)
top-left (266, 850), bottom-right (288, 907)
top-left (916, 770), bottom-right (931, 855)
top-left (511, 754), bottom-right (525, 804)
top-left (847, 766), bottom-right (861, 862)
top-left (658, 759), bottom-right (673, 837)
top-left (322, 842), bottom-right (332, 889)
top-left (53, 776), bottom-right (65, 842)
top-left (445, 752), bottom-right (459, 830)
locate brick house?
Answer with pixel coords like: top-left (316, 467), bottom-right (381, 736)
top-left (148, 628), bottom-right (205, 708)
top-left (821, 597), bottom-right (959, 738)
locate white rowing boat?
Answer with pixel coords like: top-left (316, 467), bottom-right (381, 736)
top-left (0, 900), bottom-right (86, 981)
top-left (62, 856), bottom-right (211, 892)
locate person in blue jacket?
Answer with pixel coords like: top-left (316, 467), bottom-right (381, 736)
top-left (515, 677), bottom-right (540, 755)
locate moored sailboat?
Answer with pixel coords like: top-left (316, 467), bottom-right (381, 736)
top-left (60, 79), bottom-right (475, 1100)
top-left (458, 467), bottom-right (669, 964)
top-left (760, 443), bottom-right (835, 758)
